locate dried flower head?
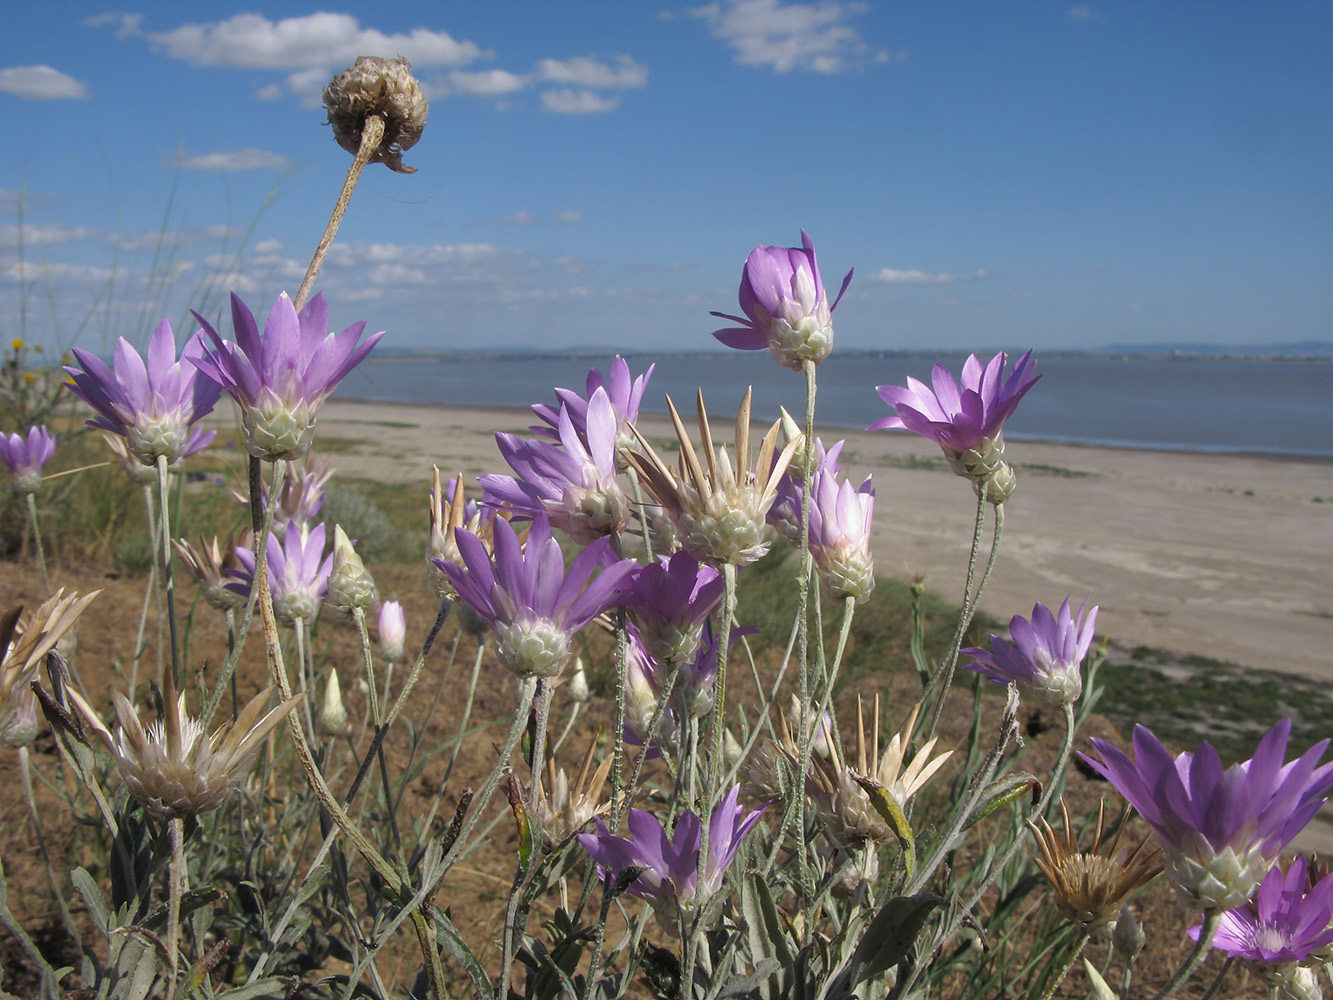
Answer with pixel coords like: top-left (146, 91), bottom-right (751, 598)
top-left (531, 742), bottom-right (616, 848)
top-left (1029, 799), bottom-right (1163, 929)
top-left (0, 590), bottom-right (99, 748)
top-left (323, 56), bottom-right (428, 174)
top-left (175, 532), bottom-right (251, 613)
top-left (70, 674), bottom-right (301, 818)
top-left (427, 467), bottom-right (497, 598)
top-left (626, 388), bottom-right (799, 567)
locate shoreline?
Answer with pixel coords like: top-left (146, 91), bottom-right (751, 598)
top-left (311, 396), bottom-right (1333, 684)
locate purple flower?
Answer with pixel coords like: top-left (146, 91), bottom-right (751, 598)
top-left (192, 292), bottom-right (383, 461)
top-left (65, 318), bottom-right (222, 467)
top-left (232, 522), bottom-right (334, 629)
top-left (806, 465), bottom-right (876, 604)
top-left (235, 455), bottom-right (335, 538)
top-left (623, 551), bottom-right (724, 667)
top-left (711, 230), bottom-right (853, 370)
top-left (1191, 856), bottom-right (1333, 966)
top-left (378, 600), bottom-right (406, 663)
top-left (480, 387), bottom-right (629, 544)
top-left (963, 597), bottom-right (1097, 708)
top-left (531, 356), bottom-right (655, 455)
top-left (435, 513), bottom-right (636, 679)
top-left (578, 785), bottom-right (767, 920)
top-left (0, 426), bottom-right (56, 494)
top-left (1082, 720), bottom-right (1333, 910)
top-left (870, 351), bottom-right (1039, 502)
top-left (768, 437), bottom-right (846, 548)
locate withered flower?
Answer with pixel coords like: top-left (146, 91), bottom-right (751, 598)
top-left (530, 742), bottom-right (616, 848)
top-left (626, 388), bottom-right (799, 568)
top-left (0, 590), bottom-right (99, 748)
top-left (69, 674), bottom-right (301, 819)
top-left (175, 531), bottom-right (252, 613)
top-left (323, 56), bottom-right (428, 174)
top-left (1029, 798), bottom-right (1163, 929)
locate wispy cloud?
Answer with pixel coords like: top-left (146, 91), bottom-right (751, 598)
top-left (690, 0), bottom-right (879, 74)
top-left (0, 65), bottom-right (89, 100)
top-left (0, 222), bottom-right (102, 247)
top-left (446, 68), bottom-right (528, 97)
top-left (1068, 6), bottom-right (1103, 22)
top-left (552, 211), bottom-right (584, 224)
top-left (500, 211), bottom-right (539, 227)
top-left (174, 148), bottom-right (297, 172)
top-left (866, 267), bottom-right (987, 285)
top-left (541, 88), bottom-right (619, 114)
top-left (536, 55), bottom-right (648, 89)
top-left (137, 12), bottom-right (489, 70)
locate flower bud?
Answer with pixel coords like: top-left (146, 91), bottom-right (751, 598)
top-left (1110, 903), bottom-right (1144, 960)
top-left (326, 525), bottom-right (378, 616)
top-left (567, 657), bottom-right (590, 703)
top-left (316, 669), bottom-right (348, 737)
top-left (0, 688), bottom-right (38, 748)
top-left (377, 601), bottom-right (406, 663)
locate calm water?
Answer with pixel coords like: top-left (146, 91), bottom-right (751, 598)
top-left (335, 351), bottom-right (1333, 458)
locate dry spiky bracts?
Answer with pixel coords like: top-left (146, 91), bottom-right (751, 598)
top-left (0, 589), bottom-right (99, 747)
top-left (626, 387), bottom-right (799, 568)
top-left (530, 742), bottom-right (616, 848)
top-left (1029, 798), bottom-right (1163, 929)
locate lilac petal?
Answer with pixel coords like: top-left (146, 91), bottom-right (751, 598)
top-left (113, 338), bottom-right (151, 410)
top-left (146, 319), bottom-right (177, 394)
top-left (712, 327), bottom-right (767, 350)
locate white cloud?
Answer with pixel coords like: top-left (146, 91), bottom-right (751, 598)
top-left (867, 267), bottom-right (988, 285)
top-left (447, 68), bottom-right (527, 97)
top-left (536, 55), bottom-right (647, 89)
top-left (552, 211), bottom-right (584, 224)
top-left (501, 211), bottom-right (539, 227)
top-left (175, 148), bottom-right (296, 172)
top-left (82, 13), bottom-right (143, 39)
top-left (142, 12), bottom-right (488, 70)
top-left (1068, 6), bottom-right (1102, 22)
top-left (541, 88), bottom-right (620, 114)
top-left (0, 65), bottom-right (89, 100)
top-left (0, 222), bottom-right (102, 247)
top-left (690, 0), bottom-right (872, 74)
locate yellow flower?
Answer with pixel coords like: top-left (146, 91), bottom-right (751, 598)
top-left (22, 372), bottom-right (36, 385)
top-left (11, 338), bottom-right (24, 351)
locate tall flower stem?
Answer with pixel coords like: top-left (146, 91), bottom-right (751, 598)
top-left (1196, 958), bottom-right (1233, 1000)
top-left (1036, 931), bottom-right (1089, 1000)
top-left (156, 455), bottom-right (181, 689)
top-left (18, 746), bottom-right (79, 946)
top-left (608, 611), bottom-right (630, 829)
top-left (295, 115), bottom-right (385, 310)
top-left (923, 495), bottom-right (1004, 744)
top-left (1150, 911), bottom-right (1219, 1000)
top-left (129, 484), bottom-right (158, 697)
top-left (707, 563), bottom-right (739, 798)
top-left (23, 493), bottom-right (50, 596)
top-left (791, 359), bottom-right (819, 904)
top-left (166, 815), bottom-right (184, 995)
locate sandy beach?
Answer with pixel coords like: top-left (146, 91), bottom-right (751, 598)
top-left (317, 396), bottom-right (1333, 683)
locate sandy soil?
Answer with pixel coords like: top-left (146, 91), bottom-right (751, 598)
top-left (315, 397), bottom-right (1333, 684)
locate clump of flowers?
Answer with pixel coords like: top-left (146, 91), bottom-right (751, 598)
top-left (711, 230), bottom-right (853, 370)
top-left (193, 292), bottom-right (383, 461)
top-left (1082, 720), bottom-right (1333, 911)
top-left (0, 425), bottom-right (56, 494)
top-left (627, 388), bottom-right (799, 567)
top-left (871, 350), bottom-right (1039, 503)
top-left (65, 318), bottom-right (221, 467)
top-left (963, 597), bottom-right (1098, 708)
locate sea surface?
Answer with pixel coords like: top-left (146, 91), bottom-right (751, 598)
top-left (336, 351), bottom-right (1333, 458)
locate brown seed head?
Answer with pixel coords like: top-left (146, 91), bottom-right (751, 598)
top-left (324, 56), bottom-right (428, 174)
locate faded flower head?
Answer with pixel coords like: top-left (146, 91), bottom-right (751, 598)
top-left (192, 293), bottom-right (383, 461)
top-left (1029, 799), bottom-right (1163, 929)
top-left (481, 387), bottom-right (630, 544)
top-left (531, 356), bottom-right (655, 459)
top-left (806, 698), bottom-right (952, 850)
top-left (531, 742), bottom-right (615, 848)
top-left (1190, 855), bottom-right (1333, 973)
top-left (578, 785), bottom-right (767, 924)
top-left (711, 230), bottom-right (853, 370)
top-left (1082, 720), bottom-right (1333, 911)
top-left (0, 425), bottom-right (56, 494)
top-left (427, 467), bottom-right (496, 598)
top-left (626, 388), bottom-right (799, 567)
top-left (435, 513), bottom-right (635, 679)
top-left (70, 674), bottom-right (301, 819)
top-left (175, 532), bottom-right (251, 613)
top-left (963, 597), bottom-right (1097, 708)
top-left (66, 319), bottom-right (222, 467)
top-left (0, 590), bottom-right (99, 748)
top-left (324, 56), bottom-right (428, 174)
top-left (871, 351), bottom-right (1039, 503)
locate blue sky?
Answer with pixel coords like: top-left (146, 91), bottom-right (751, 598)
top-left (2, 2), bottom-right (1330, 355)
